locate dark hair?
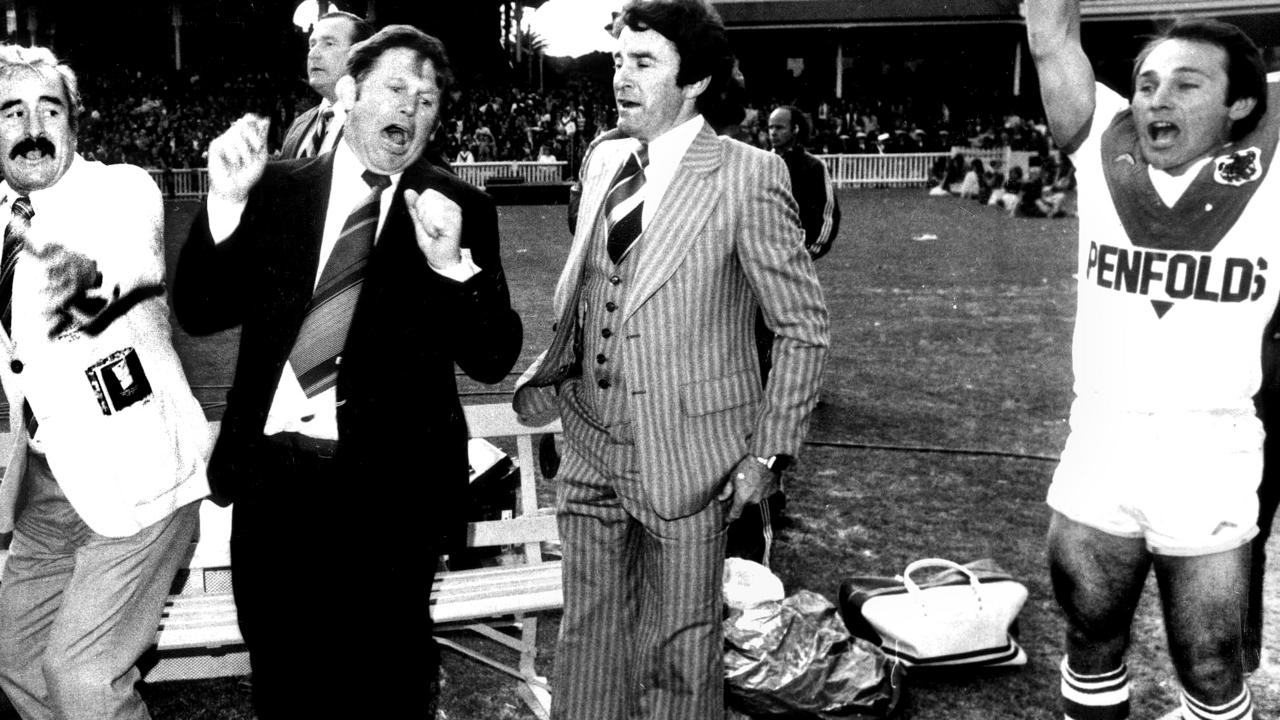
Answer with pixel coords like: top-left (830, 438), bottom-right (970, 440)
top-left (614, 0), bottom-right (734, 117)
top-left (317, 11), bottom-right (375, 46)
top-left (703, 62), bottom-right (746, 130)
top-left (1132, 18), bottom-right (1266, 141)
top-left (346, 24), bottom-right (454, 97)
top-left (775, 105), bottom-right (809, 142)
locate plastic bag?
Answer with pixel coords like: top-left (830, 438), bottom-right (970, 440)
top-left (723, 559), bottom-right (903, 719)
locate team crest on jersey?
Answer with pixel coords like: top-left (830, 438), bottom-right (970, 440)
top-left (1214, 147), bottom-right (1263, 186)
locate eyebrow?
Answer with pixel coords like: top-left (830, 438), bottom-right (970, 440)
top-left (1138, 66), bottom-right (1213, 80)
top-left (615, 49), bottom-right (657, 61)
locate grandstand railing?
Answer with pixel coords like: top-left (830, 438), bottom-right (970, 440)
top-left (453, 161), bottom-right (568, 188)
top-left (148, 153), bottom-right (1035, 197)
top-left (148, 168), bottom-right (210, 200)
top-left (817, 148), bottom-right (1032, 189)
top-left (147, 162), bottom-right (569, 201)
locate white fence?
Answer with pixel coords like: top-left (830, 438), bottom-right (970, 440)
top-left (453, 161), bottom-right (568, 188)
top-left (817, 148), bottom-right (1033, 189)
top-left (148, 152), bottom-right (1032, 198)
top-left (147, 168), bottom-right (210, 200)
top-left (149, 162), bottom-right (567, 200)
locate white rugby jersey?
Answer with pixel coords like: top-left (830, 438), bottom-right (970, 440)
top-left (1067, 82), bottom-right (1280, 417)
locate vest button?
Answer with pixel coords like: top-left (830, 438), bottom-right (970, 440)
top-left (597, 378), bottom-right (611, 389)
top-left (601, 328), bottom-right (612, 338)
top-left (609, 275), bottom-right (621, 285)
top-left (606, 301), bottom-right (617, 312)
top-left (596, 353), bottom-right (607, 364)
top-left (9, 359), bottom-right (21, 373)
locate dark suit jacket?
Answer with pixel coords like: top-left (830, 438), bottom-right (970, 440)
top-left (173, 153), bottom-right (522, 544)
top-left (279, 105), bottom-right (323, 159)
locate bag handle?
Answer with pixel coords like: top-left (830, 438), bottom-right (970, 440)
top-left (901, 558), bottom-right (982, 595)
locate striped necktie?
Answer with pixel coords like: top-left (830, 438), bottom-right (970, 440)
top-left (605, 144), bottom-right (648, 264)
top-left (287, 170), bottom-right (391, 397)
top-left (0, 196), bottom-right (33, 335)
top-left (300, 108), bottom-right (334, 159)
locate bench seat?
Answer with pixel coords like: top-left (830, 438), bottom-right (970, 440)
top-left (154, 559), bottom-right (565, 653)
top-left (0, 403), bottom-right (563, 719)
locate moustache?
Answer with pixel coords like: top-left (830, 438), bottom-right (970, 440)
top-left (11, 136), bottom-right (55, 160)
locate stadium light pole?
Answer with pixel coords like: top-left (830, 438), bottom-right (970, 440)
top-left (171, 3), bottom-right (182, 71)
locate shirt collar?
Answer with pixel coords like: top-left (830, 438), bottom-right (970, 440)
top-left (643, 114), bottom-right (705, 169)
top-left (333, 138), bottom-right (401, 192)
top-left (318, 98), bottom-right (345, 123)
top-left (2, 153), bottom-right (83, 211)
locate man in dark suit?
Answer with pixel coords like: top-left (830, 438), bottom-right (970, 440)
top-left (174, 25), bottom-right (522, 719)
top-left (279, 11), bottom-right (373, 159)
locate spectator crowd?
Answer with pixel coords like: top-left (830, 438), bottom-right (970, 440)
top-left (68, 67), bottom-right (1066, 179)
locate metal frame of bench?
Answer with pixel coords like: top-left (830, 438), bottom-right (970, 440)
top-left (0, 403), bottom-right (563, 719)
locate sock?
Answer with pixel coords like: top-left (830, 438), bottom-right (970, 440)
top-left (1181, 686), bottom-right (1252, 720)
top-left (1061, 656), bottom-right (1130, 720)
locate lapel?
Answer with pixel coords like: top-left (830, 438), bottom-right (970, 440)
top-left (285, 105), bottom-right (320, 156)
top-left (622, 123), bottom-right (722, 323)
top-left (553, 144), bottom-right (617, 319)
top-left (281, 155), bottom-right (335, 317)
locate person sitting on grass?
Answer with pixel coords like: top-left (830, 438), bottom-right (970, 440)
top-left (992, 164), bottom-right (1023, 211)
top-left (1014, 162), bottom-right (1068, 217)
top-left (980, 161), bottom-right (1005, 204)
top-left (957, 157), bottom-right (986, 199)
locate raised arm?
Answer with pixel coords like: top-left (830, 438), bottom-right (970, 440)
top-left (1026, 0), bottom-right (1097, 153)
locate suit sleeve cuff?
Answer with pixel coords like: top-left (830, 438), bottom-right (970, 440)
top-left (430, 248), bottom-right (481, 282)
top-left (206, 193), bottom-right (247, 244)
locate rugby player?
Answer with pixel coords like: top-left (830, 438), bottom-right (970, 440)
top-left (1027, 2), bottom-right (1275, 718)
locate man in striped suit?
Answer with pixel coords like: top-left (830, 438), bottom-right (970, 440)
top-left (513, 1), bottom-right (828, 717)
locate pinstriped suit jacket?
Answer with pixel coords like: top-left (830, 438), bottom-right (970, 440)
top-left (515, 121), bottom-right (829, 519)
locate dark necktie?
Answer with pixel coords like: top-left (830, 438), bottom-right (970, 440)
top-left (288, 170), bottom-right (390, 397)
top-left (605, 144), bottom-right (648, 264)
top-left (0, 196), bottom-right (33, 335)
top-left (300, 108), bottom-right (334, 159)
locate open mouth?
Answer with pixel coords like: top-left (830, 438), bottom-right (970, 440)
top-left (617, 99), bottom-right (641, 112)
top-left (382, 124), bottom-right (411, 150)
top-left (1146, 121), bottom-right (1180, 147)
top-left (10, 137), bottom-right (55, 162)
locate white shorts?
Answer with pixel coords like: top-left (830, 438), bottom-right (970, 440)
top-left (1046, 408), bottom-right (1262, 556)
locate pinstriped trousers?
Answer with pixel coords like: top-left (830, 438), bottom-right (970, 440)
top-left (553, 388), bottom-right (727, 720)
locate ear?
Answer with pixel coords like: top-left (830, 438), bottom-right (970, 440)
top-left (335, 75), bottom-right (357, 111)
top-left (1228, 95), bottom-right (1258, 123)
top-left (681, 75), bottom-right (711, 101)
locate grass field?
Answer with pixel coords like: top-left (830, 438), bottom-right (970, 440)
top-left (10, 188), bottom-right (1280, 719)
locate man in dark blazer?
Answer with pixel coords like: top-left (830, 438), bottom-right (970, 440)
top-left (278, 11), bottom-right (372, 159)
top-left (173, 25), bottom-right (521, 719)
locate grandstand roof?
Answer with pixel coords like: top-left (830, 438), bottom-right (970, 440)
top-left (714, 0), bottom-right (1022, 28)
top-left (714, 0), bottom-right (1280, 28)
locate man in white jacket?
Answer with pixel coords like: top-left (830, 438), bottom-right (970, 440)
top-left (0, 44), bottom-right (209, 720)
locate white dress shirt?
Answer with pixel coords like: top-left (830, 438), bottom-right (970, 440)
top-left (635, 114), bottom-right (705, 229)
top-left (207, 140), bottom-right (478, 440)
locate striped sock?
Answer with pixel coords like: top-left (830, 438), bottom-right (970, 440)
top-left (1181, 686), bottom-right (1252, 720)
top-left (1061, 657), bottom-right (1130, 720)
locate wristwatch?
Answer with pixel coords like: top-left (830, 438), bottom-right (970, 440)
top-left (754, 454), bottom-right (793, 474)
